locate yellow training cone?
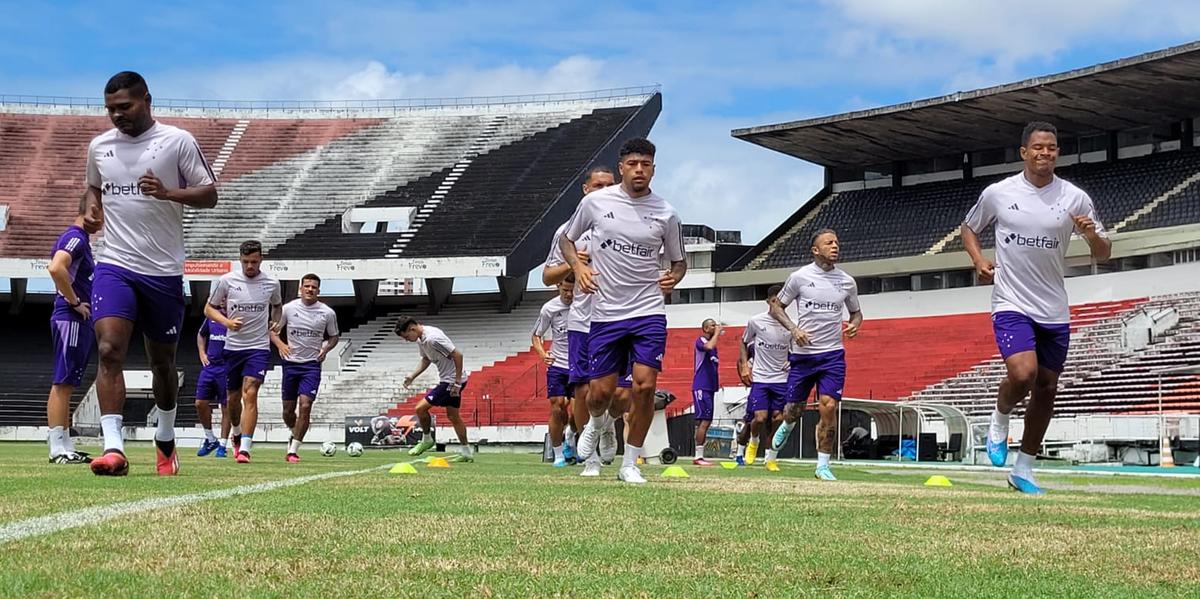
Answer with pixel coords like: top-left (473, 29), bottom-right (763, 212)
top-left (427, 457), bottom-right (451, 468)
top-left (924, 475), bottom-right (952, 487)
top-left (720, 461), bottom-right (738, 470)
top-left (389, 462), bottom-right (418, 475)
top-left (661, 466), bottom-right (689, 478)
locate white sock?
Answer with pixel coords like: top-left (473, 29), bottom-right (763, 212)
top-left (564, 426), bottom-right (575, 447)
top-left (622, 444), bottom-right (641, 469)
top-left (766, 449), bottom-right (778, 461)
top-left (202, 427), bottom-right (217, 443)
top-left (817, 452), bottom-right (831, 469)
top-left (989, 409), bottom-right (1010, 443)
top-left (64, 429), bottom-right (76, 453)
top-left (155, 407), bottom-right (177, 443)
top-left (288, 439), bottom-right (301, 454)
top-left (695, 445), bottom-right (705, 459)
top-left (737, 444), bottom-right (746, 457)
top-left (1013, 451), bottom-right (1036, 479)
top-left (48, 426), bottom-right (66, 457)
top-left (553, 445), bottom-right (565, 461)
top-left (225, 436), bottom-right (235, 449)
top-left (239, 435), bottom-right (253, 454)
top-left (100, 414), bottom-right (124, 453)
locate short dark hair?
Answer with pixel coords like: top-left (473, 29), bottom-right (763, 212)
top-left (1021, 121), bottom-right (1057, 146)
top-left (104, 71), bottom-right (148, 96)
top-left (618, 138), bottom-right (656, 159)
top-left (394, 315), bottom-right (419, 336)
top-left (301, 273), bottom-right (321, 286)
top-left (766, 284), bottom-right (783, 298)
top-left (239, 240), bottom-right (263, 256)
top-left (701, 318), bottom-right (716, 328)
top-left (811, 228), bottom-right (837, 249)
top-left (584, 165), bottom-right (613, 182)
top-left (563, 271), bottom-right (576, 284)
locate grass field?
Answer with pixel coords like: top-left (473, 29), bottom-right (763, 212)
top-left (1, 442), bottom-right (1199, 598)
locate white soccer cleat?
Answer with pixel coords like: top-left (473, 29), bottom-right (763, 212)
top-left (618, 465), bottom-right (647, 484)
top-left (580, 457), bottom-right (602, 477)
top-left (577, 421), bottom-right (599, 461)
top-left (598, 419), bottom-right (617, 464)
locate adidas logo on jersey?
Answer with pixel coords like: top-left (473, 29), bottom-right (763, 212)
top-left (603, 212), bottom-right (615, 219)
top-left (165, 326), bottom-right (178, 336)
top-left (1008, 203), bottom-right (1020, 211)
top-left (103, 150), bottom-right (114, 158)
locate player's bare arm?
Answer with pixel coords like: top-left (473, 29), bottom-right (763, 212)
top-left (961, 224), bottom-right (994, 284)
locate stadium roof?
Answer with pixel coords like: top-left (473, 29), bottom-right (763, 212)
top-left (732, 41), bottom-right (1200, 169)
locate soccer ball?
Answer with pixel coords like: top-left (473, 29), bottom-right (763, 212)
top-left (346, 442), bottom-right (364, 457)
top-left (320, 441), bottom-right (337, 457)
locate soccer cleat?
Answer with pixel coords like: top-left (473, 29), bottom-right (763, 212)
top-left (772, 421), bottom-right (793, 451)
top-left (693, 457), bottom-right (714, 467)
top-left (598, 421), bottom-right (617, 465)
top-left (745, 441), bottom-right (758, 465)
top-left (576, 423), bottom-right (598, 461)
top-left (617, 465), bottom-right (647, 484)
top-left (1007, 473), bottom-right (1045, 495)
top-left (765, 460), bottom-right (781, 472)
top-left (156, 445), bottom-right (180, 476)
top-left (236, 451), bottom-right (251, 464)
top-left (562, 443), bottom-right (576, 462)
top-left (197, 439), bottom-right (221, 457)
top-left (408, 438), bottom-right (435, 457)
top-left (987, 437), bottom-right (1009, 468)
top-left (215, 445), bottom-right (227, 458)
top-left (553, 457), bottom-right (568, 468)
top-left (735, 455), bottom-right (745, 467)
top-left (49, 452), bottom-right (92, 464)
top-left (90, 450), bottom-right (129, 476)
top-left (448, 453), bottom-right (474, 463)
top-left (286, 453), bottom-right (301, 464)
top-left (580, 457), bottom-right (602, 477)
top-left (814, 466), bottom-right (836, 481)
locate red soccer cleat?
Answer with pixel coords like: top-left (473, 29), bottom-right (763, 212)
top-left (156, 445), bottom-right (180, 476)
top-left (285, 453), bottom-right (300, 464)
top-left (236, 451), bottom-right (251, 464)
top-left (90, 450), bottom-right (129, 477)
top-left (693, 457), bottom-right (715, 467)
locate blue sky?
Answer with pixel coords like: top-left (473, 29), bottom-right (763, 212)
top-left (3, 0), bottom-right (1199, 247)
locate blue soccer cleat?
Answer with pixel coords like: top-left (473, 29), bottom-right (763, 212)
top-left (987, 437), bottom-right (1009, 467)
top-left (772, 421), bottom-right (793, 451)
top-left (197, 438), bottom-right (221, 457)
top-left (814, 465), bottom-right (837, 481)
top-left (553, 457), bottom-right (568, 468)
top-left (735, 455), bottom-right (745, 467)
top-left (215, 445), bottom-right (227, 458)
top-left (563, 443), bottom-right (576, 462)
top-left (1007, 473), bottom-right (1045, 495)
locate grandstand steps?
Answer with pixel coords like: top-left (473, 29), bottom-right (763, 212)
top-left (745, 189), bottom-right (835, 270)
top-left (1110, 169), bottom-right (1200, 233)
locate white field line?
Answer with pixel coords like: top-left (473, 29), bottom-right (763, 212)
top-left (0, 463), bottom-right (392, 545)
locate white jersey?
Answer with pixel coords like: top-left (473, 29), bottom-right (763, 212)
top-left (778, 262), bottom-right (860, 355)
top-left (563, 185), bottom-right (685, 322)
top-left (742, 312), bottom-right (791, 384)
top-left (964, 173), bottom-right (1107, 324)
top-left (85, 122), bottom-right (215, 276)
top-left (418, 325), bottom-right (461, 384)
top-left (546, 222), bottom-right (594, 333)
top-left (532, 296), bottom-right (571, 370)
top-left (208, 270), bottom-right (282, 351)
top-left (279, 299), bottom-right (340, 363)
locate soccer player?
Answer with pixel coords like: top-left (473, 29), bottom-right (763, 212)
top-left (532, 278), bottom-right (574, 467)
top-left (86, 71), bottom-right (218, 476)
top-left (963, 121), bottom-right (1110, 495)
top-left (195, 314), bottom-right (230, 457)
top-left (691, 319), bottom-right (721, 466)
top-left (395, 316), bottom-right (473, 462)
top-left (739, 285), bottom-right (791, 472)
top-left (205, 240), bottom-right (282, 464)
top-left (770, 229), bottom-right (862, 481)
top-left (561, 138), bottom-right (687, 484)
top-left (45, 196), bottom-right (102, 464)
top-left (272, 273), bottom-right (340, 463)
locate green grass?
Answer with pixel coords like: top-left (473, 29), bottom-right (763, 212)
top-left (1, 442), bottom-right (1199, 598)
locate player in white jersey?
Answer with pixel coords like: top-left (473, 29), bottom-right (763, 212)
top-left (396, 317), bottom-right (473, 461)
top-left (738, 284), bottom-right (791, 472)
top-left (963, 122), bottom-right (1110, 494)
top-left (272, 274), bottom-right (340, 463)
top-left (561, 138), bottom-right (687, 484)
top-left (770, 229), bottom-right (862, 481)
top-left (532, 278), bottom-right (575, 467)
top-left (86, 72), bottom-right (218, 477)
top-left (205, 240), bottom-right (283, 464)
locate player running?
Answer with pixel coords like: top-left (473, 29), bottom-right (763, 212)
top-left (45, 197), bottom-right (102, 464)
top-left (395, 316), bottom-right (474, 462)
top-left (770, 229), bottom-right (862, 481)
top-left (195, 314), bottom-right (230, 457)
top-left (561, 138), bottom-right (687, 484)
top-left (739, 285), bottom-right (791, 472)
top-left (86, 71), bottom-right (218, 476)
top-left (532, 278), bottom-right (575, 467)
top-left (272, 273), bottom-right (340, 463)
top-left (205, 240), bottom-right (282, 464)
top-left (963, 121), bottom-right (1110, 495)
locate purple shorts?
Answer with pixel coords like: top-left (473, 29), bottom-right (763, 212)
top-left (224, 348), bottom-right (270, 390)
top-left (747, 382), bottom-right (788, 414)
top-left (786, 350), bottom-right (846, 403)
top-left (195, 363), bottom-right (227, 405)
top-left (546, 365), bottom-right (572, 399)
top-left (426, 380), bottom-right (468, 409)
top-left (91, 262), bottom-right (185, 343)
top-left (568, 331), bottom-right (591, 386)
top-left (992, 311), bottom-right (1071, 374)
top-left (588, 315), bottom-right (667, 379)
top-left (50, 318), bottom-right (94, 387)
top-left (692, 389), bottom-right (715, 421)
top-left (617, 356), bottom-right (634, 389)
top-left (282, 361), bottom-right (322, 402)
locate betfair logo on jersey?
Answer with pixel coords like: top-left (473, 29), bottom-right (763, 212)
top-left (804, 300), bottom-right (842, 312)
top-left (291, 329), bottom-right (325, 339)
top-left (1003, 232), bottom-right (1060, 249)
top-left (599, 239), bottom-right (652, 257)
top-left (231, 304), bottom-right (267, 313)
top-left (102, 181), bottom-right (142, 197)
top-left (756, 339), bottom-right (789, 352)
